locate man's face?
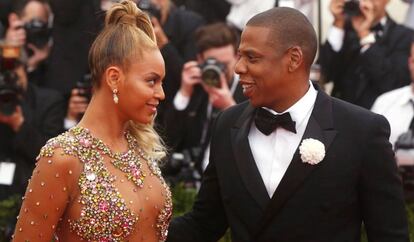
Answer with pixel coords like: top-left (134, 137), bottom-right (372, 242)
top-left (199, 44), bottom-right (238, 84)
top-left (21, 1), bottom-right (49, 24)
top-left (370, 0), bottom-right (389, 23)
top-left (235, 25), bottom-right (290, 111)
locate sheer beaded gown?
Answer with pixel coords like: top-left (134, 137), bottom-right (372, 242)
top-left (13, 126), bottom-right (172, 242)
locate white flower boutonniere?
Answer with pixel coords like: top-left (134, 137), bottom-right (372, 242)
top-left (299, 138), bottom-right (325, 165)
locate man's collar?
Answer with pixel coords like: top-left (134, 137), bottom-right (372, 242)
top-left (263, 81), bottom-right (317, 124)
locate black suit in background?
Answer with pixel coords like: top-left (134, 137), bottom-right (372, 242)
top-left (167, 85), bottom-right (408, 242)
top-left (46, 0), bottom-right (102, 97)
top-left (174, 0), bottom-right (231, 23)
top-left (163, 82), bottom-right (246, 171)
top-left (0, 83), bottom-right (65, 200)
top-left (156, 5), bottom-right (205, 124)
top-left (319, 16), bottom-right (413, 109)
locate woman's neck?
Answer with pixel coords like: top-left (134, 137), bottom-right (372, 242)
top-left (77, 91), bottom-right (128, 151)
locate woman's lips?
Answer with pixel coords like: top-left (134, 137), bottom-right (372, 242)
top-left (147, 103), bottom-right (158, 113)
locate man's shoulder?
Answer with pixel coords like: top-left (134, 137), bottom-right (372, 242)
top-left (27, 84), bottom-right (65, 118)
top-left (221, 100), bottom-right (250, 117)
top-left (387, 17), bottom-right (414, 40)
top-left (32, 84), bottom-right (65, 105)
top-left (371, 85), bottom-right (411, 114)
top-left (329, 95), bottom-right (388, 126)
top-left (375, 85), bottom-right (411, 104)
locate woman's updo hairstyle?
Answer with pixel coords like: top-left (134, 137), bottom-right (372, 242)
top-left (88, 0), bottom-right (167, 161)
top-left (88, 0), bottom-right (157, 88)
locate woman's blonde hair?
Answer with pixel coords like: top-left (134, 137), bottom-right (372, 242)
top-left (89, 0), bottom-right (166, 161)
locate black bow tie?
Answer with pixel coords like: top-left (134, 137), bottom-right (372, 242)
top-left (254, 108), bottom-right (297, 136)
top-left (370, 23), bottom-right (383, 32)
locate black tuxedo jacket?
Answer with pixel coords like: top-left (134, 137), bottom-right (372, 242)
top-left (319, 16), bottom-right (413, 109)
top-left (46, 0), bottom-right (102, 96)
top-left (167, 88), bottom-right (408, 242)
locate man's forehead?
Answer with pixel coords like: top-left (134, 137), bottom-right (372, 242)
top-left (239, 26), bottom-right (275, 50)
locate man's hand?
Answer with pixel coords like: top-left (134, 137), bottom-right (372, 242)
top-left (66, 89), bottom-right (89, 121)
top-left (351, 0), bottom-right (375, 39)
top-left (203, 73), bottom-right (236, 110)
top-left (5, 14), bottom-right (26, 47)
top-left (0, 106), bottom-right (25, 132)
top-left (179, 61), bottom-right (202, 97)
top-left (330, 0), bottom-right (346, 28)
top-left (27, 43), bottom-right (51, 71)
top-left (151, 17), bottom-right (169, 49)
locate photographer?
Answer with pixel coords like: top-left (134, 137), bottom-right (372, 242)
top-left (163, 23), bottom-right (246, 179)
top-left (64, 74), bottom-right (92, 130)
top-left (319, 0), bottom-right (413, 109)
top-left (136, 0), bottom-right (205, 123)
top-left (5, 0), bottom-right (52, 87)
top-left (0, 45), bottom-right (65, 238)
top-left (371, 39), bottom-right (414, 200)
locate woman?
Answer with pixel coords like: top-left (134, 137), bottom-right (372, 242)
top-left (12, 1), bottom-right (172, 241)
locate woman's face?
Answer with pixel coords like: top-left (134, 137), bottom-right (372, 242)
top-left (117, 49), bottom-right (165, 124)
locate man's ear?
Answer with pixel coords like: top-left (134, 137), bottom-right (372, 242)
top-left (287, 46), bottom-right (303, 72)
top-left (104, 66), bottom-right (123, 91)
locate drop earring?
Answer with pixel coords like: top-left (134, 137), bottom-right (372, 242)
top-left (113, 89), bottom-right (119, 104)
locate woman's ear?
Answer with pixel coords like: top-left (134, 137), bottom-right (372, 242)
top-left (287, 46), bottom-right (303, 72)
top-left (104, 66), bottom-right (123, 91)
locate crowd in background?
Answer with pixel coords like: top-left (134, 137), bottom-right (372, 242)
top-left (1, 0), bottom-right (414, 239)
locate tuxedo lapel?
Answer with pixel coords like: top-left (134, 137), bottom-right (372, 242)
top-left (253, 90), bottom-right (338, 238)
top-left (231, 103), bottom-right (270, 210)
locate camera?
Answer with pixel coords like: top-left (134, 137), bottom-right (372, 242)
top-left (394, 130), bottom-right (414, 201)
top-left (162, 150), bottom-right (200, 188)
top-left (343, 0), bottom-right (361, 16)
top-left (0, 43), bottom-right (23, 116)
top-left (137, 0), bottom-right (161, 21)
top-left (199, 57), bottom-right (226, 88)
top-left (76, 73), bottom-right (92, 101)
top-left (24, 18), bottom-right (51, 49)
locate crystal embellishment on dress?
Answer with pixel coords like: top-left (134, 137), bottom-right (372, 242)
top-left (38, 126), bottom-right (173, 241)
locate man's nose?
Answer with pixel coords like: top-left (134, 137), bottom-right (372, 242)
top-left (234, 57), bottom-right (246, 75)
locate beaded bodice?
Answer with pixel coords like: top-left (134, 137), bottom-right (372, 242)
top-left (38, 126), bottom-right (172, 241)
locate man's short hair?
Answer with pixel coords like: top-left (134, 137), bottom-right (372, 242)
top-left (194, 22), bottom-right (239, 54)
top-left (247, 7), bottom-right (318, 69)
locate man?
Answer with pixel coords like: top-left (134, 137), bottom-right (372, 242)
top-left (5, 0), bottom-right (52, 86)
top-left (164, 22), bottom-right (246, 174)
top-left (319, 0), bottom-right (413, 109)
top-left (0, 51), bottom-right (65, 239)
top-left (371, 39), bottom-right (414, 148)
top-left (138, 0), bottom-right (205, 123)
top-left (46, 0), bottom-right (102, 96)
top-left (167, 7), bottom-right (408, 242)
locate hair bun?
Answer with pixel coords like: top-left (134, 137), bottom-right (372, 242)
top-left (105, 0), bottom-right (155, 41)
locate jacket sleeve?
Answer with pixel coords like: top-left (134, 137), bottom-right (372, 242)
top-left (167, 112), bottom-right (229, 242)
top-left (360, 114), bottom-right (409, 241)
top-left (359, 30), bottom-right (412, 94)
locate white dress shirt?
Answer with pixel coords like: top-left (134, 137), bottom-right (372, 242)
top-left (248, 82), bottom-right (317, 197)
top-left (371, 85), bottom-right (414, 147)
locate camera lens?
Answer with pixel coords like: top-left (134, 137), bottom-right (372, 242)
top-left (200, 58), bottom-right (225, 88)
top-left (202, 68), bottom-right (221, 87)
